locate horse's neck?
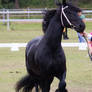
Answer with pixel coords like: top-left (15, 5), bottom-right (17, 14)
top-left (44, 15), bottom-right (64, 49)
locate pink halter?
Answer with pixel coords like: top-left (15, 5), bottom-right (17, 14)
top-left (90, 32), bottom-right (92, 35)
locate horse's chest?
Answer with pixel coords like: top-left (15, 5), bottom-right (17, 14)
top-left (38, 50), bottom-right (65, 72)
top-left (36, 44), bottom-right (66, 73)
top-left (47, 54), bottom-right (66, 75)
top-left (52, 53), bottom-right (65, 66)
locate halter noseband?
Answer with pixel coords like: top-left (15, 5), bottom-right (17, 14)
top-left (61, 5), bottom-right (75, 28)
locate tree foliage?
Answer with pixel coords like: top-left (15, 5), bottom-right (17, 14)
top-left (1, 0), bottom-right (14, 8)
top-left (0, 0), bottom-right (92, 9)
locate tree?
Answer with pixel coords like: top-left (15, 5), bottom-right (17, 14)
top-left (15, 0), bottom-right (19, 8)
top-left (0, 0), bottom-right (2, 8)
top-left (70, 0), bottom-right (79, 6)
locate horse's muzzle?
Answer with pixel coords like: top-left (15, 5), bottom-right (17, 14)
top-left (74, 23), bottom-right (86, 33)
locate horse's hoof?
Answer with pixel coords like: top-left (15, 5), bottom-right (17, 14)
top-left (55, 89), bottom-right (59, 92)
top-left (65, 89), bottom-right (68, 92)
top-left (55, 89), bottom-right (68, 92)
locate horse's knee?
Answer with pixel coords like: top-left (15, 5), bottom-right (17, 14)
top-left (55, 80), bottom-right (67, 92)
top-left (59, 81), bottom-right (67, 92)
top-left (40, 78), bottom-right (53, 92)
top-left (56, 72), bottom-right (68, 92)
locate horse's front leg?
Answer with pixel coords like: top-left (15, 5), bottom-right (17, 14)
top-left (56, 72), bottom-right (68, 92)
top-left (40, 77), bottom-right (54, 92)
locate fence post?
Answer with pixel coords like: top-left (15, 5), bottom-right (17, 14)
top-left (7, 10), bottom-right (10, 31)
top-left (3, 8), bottom-right (5, 25)
top-left (27, 8), bottom-right (30, 19)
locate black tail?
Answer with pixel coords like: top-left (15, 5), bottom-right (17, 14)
top-left (16, 75), bottom-right (35, 92)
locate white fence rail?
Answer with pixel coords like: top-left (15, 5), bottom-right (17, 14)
top-left (0, 19), bottom-right (43, 22)
top-left (83, 10), bottom-right (92, 13)
top-left (0, 43), bottom-right (87, 51)
top-left (0, 9), bottom-right (92, 31)
top-left (0, 10), bottom-right (43, 14)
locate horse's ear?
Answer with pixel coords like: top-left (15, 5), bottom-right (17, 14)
top-left (55, 0), bottom-right (61, 6)
top-left (62, 0), bottom-right (66, 4)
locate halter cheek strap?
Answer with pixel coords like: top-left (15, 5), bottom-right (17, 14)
top-left (61, 6), bottom-right (74, 28)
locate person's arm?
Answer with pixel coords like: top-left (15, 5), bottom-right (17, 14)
top-left (82, 32), bottom-right (88, 36)
top-left (82, 19), bottom-right (86, 23)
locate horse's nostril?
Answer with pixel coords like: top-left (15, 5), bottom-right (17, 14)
top-left (80, 23), bottom-right (85, 28)
top-left (79, 24), bottom-right (84, 29)
top-left (78, 23), bottom-right (85, 32)
top-left (79, 24), bottom-right (82, 27)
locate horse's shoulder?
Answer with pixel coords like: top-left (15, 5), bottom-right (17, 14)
top-left (26, 36), bottom-right (43, 59)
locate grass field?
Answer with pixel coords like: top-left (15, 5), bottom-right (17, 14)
top-left (0, 22), bottom-right (92, 92)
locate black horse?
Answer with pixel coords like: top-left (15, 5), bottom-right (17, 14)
top-left (16, 0), bottom-right (85, 92)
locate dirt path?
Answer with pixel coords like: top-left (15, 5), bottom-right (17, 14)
top-left (50, 81), bottom-right (92, 92)
top-left (51, 86), bottom-right (92, 92)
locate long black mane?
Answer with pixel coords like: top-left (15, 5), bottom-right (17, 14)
top-left (42, 9), bottom-right (56, 33)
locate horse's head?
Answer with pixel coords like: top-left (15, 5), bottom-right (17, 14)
top-left (55, 0), bottom-right (85, 33)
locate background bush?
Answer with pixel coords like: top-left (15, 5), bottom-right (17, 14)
top-left (0, 0), bottom-right (92, 9)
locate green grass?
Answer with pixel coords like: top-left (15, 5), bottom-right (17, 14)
top-left (10, 15), bottom-right (43, 19)
top-left (0, 22), bottom-right (43, 43)
top-left (0, 22), bottom-right (92, 92)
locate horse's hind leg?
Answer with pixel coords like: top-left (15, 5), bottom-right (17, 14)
top-left (56, 72), bottom-right (68, 92)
